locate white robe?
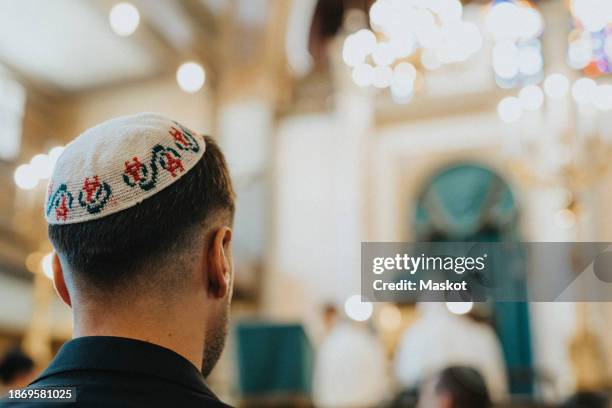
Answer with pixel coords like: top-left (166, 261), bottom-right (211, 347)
top-left (394, 303), bottom-right (508, 402)
top-left (313, 322), bottom-right (390, 408)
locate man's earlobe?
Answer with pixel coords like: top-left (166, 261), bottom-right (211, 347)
top-left (208, 226), bottom-right (233, 299)
top-left (439, 392), bottom-right (453, 408)
top-left (52, 253), bottom-right (72, 307)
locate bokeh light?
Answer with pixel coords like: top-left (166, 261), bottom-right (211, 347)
top-left (486, 2), bottom-right (543, 42)
top-left (352, 63), bottom-right (375, 87)
top-left (25, 252), bottom-right (43, 274)
top-left (109, 2), bottom-right (140, 37)
top-left (41, 253), bottom-right (54, 280)
top-left (486, 1), bottom-right (544, 88)
top-left (343, 0), bottom-right (483, 101)
top-left (518, 85), bottom-right (544, 111)
top-left (497, 96), bottom-right (523, 123)
top-left (446, 301), bottom-right (473, 315)
top-left (14, 164), bottom-right (38, 190)
top-left (372, 65), bottom-right (393, 88)
top-left (571, 77), bottom-right (597, 104)
top-left (567, 0), bottom-right (612, 75)
top-left (13, 145), bottom-right (65, 190)
top-left (344, 295), bottom-right (373, 322)
top-left (30, 154), bottom-right (53, 180)
top-left (176, 62), bottom-right (206, 93)
top-left (343, 30), bottom-right (377, 67)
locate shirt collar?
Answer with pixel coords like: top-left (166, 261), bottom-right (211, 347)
top-left (32, 336), bottom-right (218, 399)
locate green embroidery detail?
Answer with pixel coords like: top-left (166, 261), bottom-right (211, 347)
top-left (46, 184), bottom-right (74, 221)
top-left (123, 155), bottom-right (158, 191)
top-left (78, 177), bottom-right (112, 215)
top-left (171, 122), bottom-right (200, 153)
top-left (123, 145), bottom-right (185, 191)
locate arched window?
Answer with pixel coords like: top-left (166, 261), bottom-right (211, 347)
top-left (413, 163), bottom-right (517, 241)
top-left (413, 163), bottom-right (534, 395)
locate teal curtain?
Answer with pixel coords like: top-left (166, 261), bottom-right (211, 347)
top-left (412, 163), bottom-right (533, 395)
top-left (235, 322), bottom-right (313, 396)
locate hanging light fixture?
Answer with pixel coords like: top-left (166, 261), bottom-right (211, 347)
top-left (176, 62), bottom-right (206, 93)
top-left (485, 0), bottom-right (545, 89)
top-left (497, 73), bottom-right (612, 192)
top-left (567, 0), bottom-right (612, 75)
top-left (109, 2), bottom-right (140, 37)
top-left (342, 0), bottom-right (483, 103)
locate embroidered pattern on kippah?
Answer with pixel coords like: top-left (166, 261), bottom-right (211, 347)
top-left (46, 184), bottom-right (74, 222)
top-left (155, 145), bottom-right (184, 177)
top-left (45, 116), bottom-right (206, 225)
top-left (123, 155), bottom-right (157, 191)
top-left (78, 176), bottom-right (112, 215)
top-left (170, 123), bottom-right (200, 153)
top-left (123, 144), bottom-right (187, 191)
top-left (121, 125), bottom-right (197, 192)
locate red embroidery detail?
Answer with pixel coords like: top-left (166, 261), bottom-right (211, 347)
top-left (56, 196), bottom-right (69, 221)
top-left (169, 127), bottom-right (189, 148)
top-left (124, 157), bottom-right (144, 182)
top-left (164, 152), bottom-right (184, 177)
top-left (82, 176), bottom-right (101, 203)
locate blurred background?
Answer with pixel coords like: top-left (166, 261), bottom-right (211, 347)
top-left (1, 0), bottom-right (612, 407)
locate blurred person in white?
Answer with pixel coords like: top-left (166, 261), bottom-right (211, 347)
top-left (394, 302), bottom-right (508, 402)
top-left (417, 366), bottom-right (491, 408)
top-left (313, 306), bottom-right (390, 408)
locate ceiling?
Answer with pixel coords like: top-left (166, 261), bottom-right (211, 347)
top-left (0, 0), bottom-right (159, 92)
top-left (0, 0), bottom-right (276, 93)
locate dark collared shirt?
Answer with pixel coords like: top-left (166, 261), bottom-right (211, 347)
top-left (0, 336), bottom-right (231, 407)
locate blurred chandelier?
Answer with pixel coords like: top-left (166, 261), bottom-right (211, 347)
top-left (341, 0), bottom-right (547, 101)
top-left (494, 0), bottom-right (612, 193)
top-left (567, 0), bottom-right (612, 75)
top-left (484, 0), bottom-right (545, 89)
top-left (342, 0), bottom-right (483, 103)
top-left (497, 74), bottom-right (612, 192)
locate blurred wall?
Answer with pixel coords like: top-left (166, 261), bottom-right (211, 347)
top-left (56, 74), bottom-right (214, 138)
top-left (0, 274), bottom-right (71, 338)
top-left (265, 91), bottom-right (371, 341)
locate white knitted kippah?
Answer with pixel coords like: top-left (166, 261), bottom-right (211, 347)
top-left (45, 112), bottom-right (206, 225)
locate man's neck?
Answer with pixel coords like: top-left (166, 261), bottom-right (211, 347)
top-left (72, 300), bottom-right (205, 371)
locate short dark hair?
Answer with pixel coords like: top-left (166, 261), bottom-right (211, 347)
top-left (435, 366), bottom-right (491, 408)
top-left (48, 135), bottom-right (235, 293)
top-left (0, 348), bottom-right (34, 385)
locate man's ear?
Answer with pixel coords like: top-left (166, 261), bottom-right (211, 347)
top-left (438, 391), bottom-right (454, 408)
top-left (207, 226), bottom-right (233, 299)
top-left (52, 253), bottom-right (72, 307)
